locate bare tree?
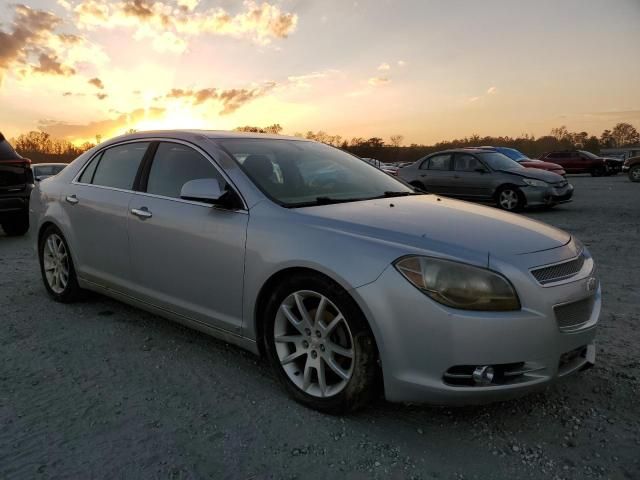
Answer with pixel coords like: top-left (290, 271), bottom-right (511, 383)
top-left (389, 134), bottom-right (404, 148)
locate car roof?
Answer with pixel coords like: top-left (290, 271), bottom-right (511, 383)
top-left (105, 129), bottom-right (308, 144)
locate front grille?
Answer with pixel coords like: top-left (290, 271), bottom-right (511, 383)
top-left (443, 362), bottom-right (544, 387)
top-left (531, 254), bottom-right (585, 285)
top-left (554, 296), bottom-right (595, 331)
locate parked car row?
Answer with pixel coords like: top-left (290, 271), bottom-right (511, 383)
top-left (397, 148), bottom-right (573, 212)
top-left (0, 133), bottom-right (66, 236)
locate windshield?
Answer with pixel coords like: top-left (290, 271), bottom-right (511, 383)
top-left (477, 152), bottom-right (524, 171)
top-left (579, 150), bottom-right (599, 159)
top-left (497, 147), bottom-right (528, 161)
top-left (218, 138), bottom-right (414, 207)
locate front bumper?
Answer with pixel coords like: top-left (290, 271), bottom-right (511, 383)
top-left (353, 256), bottom-right (599, 405)
top-left (522, 183), bottom-right (574, 207)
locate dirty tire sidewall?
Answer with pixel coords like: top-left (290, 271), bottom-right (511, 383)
top-left (263, 273), bottom-right (379, 414)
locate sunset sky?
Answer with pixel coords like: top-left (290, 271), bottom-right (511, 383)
top-left (1, 0), bottom-right (639, 145)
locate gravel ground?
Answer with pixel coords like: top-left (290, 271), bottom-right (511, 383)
top-left (1, 174), bottom-right (639, 480)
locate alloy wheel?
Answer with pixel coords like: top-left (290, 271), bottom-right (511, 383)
top-left (499, 189), bottom-right (519, 210)
top-left (43, 233), bottom-right (69, 294)
top-left (631, 166), bottom-right (640, 181)
top-left (274, 290), bottom-right (355, 398)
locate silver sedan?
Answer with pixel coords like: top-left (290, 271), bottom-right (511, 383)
top-left (30, 131), bottom-right (600, 413)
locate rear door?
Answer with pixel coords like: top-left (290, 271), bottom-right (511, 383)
top-left (127, 141), bottom-right (248, 334)
top-left (450, 153), bottom-right (492, 198)
top-left (63, 141), bottom-right (150, 291)
top-left (417, 153), bottom-right (453, 194)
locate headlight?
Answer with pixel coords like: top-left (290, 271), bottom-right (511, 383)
top-left (522, 178), bottom-right (549, 187)
top-left (394, 256), bottom-right (520, 311)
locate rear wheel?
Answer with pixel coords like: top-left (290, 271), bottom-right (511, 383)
top-left (629, 165), bottom-right (640, 183)
top-left (38, 225), bottom-right (84, 302)
top-left (496, 186), bottom-right (524, 212)
top-left (264, 273), bottom-right (378, 414)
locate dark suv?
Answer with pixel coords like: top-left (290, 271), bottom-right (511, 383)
top-left (538, 150), bottom-right (621, 176)
top-left (0, 133), bottom-right (33, 236)
top-left (623, 156), bottom-right (640, 182)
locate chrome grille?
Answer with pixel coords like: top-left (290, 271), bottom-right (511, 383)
top-left (531, 254), bottom-right (585, 285)
top-left (554, 296), bottom-right (595, 331)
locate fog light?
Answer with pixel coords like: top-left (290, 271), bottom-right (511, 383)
top-left (472, 366), bottom-right (495, 385)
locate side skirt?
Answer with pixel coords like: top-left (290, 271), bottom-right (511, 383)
top-left (78, 277), bottom-right (260, 355)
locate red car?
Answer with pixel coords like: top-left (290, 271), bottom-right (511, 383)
top-left (475, 147), bottom-right (566, 176)
top-left (538, 150), bottom-right (621, 176)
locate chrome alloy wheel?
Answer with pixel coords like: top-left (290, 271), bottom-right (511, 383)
top-left (43, 233), bottom-right (69, 294)
top-left (274, 290), bottom-right (355, 398)
top-left (499, 189), bottom-right (519, 210)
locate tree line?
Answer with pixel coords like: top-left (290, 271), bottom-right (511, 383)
top-left (7, 122), bottom-right (639, 164)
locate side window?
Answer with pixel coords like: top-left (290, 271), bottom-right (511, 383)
top-left (427, 154), bottom-right (452, 171)
top-left (146, 142), bottom-right (226, 199)
top-left (454, 154), bottom-right (482, 172)
top-left (91, 143), bottom-right (149, 190)
top-left (78, 153), bottom-right (101, 184)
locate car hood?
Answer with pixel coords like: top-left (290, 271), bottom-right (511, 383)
top-left (501, 167), bottom-right (564, 183)
top-left (298, 195), bottom-right (570, 256)
top-left (520, 159), bottom-right (564, 171)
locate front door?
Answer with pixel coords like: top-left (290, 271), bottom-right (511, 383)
top-left (127, 141), bottom-right (248, 334)
top-left (450, 153), bottom-right (492, 199)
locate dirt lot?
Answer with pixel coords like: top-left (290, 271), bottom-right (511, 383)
top-left (1, 174), bottom-right (638, 479)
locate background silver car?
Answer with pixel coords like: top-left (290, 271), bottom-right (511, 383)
top-left (399, 148), bottom-right (573, 211)
top-left (30, 131), bottom-right (600, 413)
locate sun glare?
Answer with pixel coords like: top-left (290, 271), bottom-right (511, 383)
top-left (132, 104), bottom-right (210, 132)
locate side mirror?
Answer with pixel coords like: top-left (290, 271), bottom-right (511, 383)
top-left (180, 178), bottom-right (224, 204)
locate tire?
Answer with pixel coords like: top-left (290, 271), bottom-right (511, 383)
top-left (38, 225), bottom-right (84, 302)
top-left (591, 167), bottom-right (605, 177)
top-left (496, 186), bottom-right (524, 212)
top-left (629, 165), bottom-right (640, 183)
top-left (1, 213), bottom-right (29, 236)
top-left (263, 272), bottom-right (379, 414)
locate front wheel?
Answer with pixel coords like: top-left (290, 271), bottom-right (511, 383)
top-left (38, 225), bottom-right (84, 302)
top-left (629, 165), bottom-right (640, 183)
top-left (264, 273), bottom-right (378, 414)
top-left (496, 186), bottom-right (524, 212)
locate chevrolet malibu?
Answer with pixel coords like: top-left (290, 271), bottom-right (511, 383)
top-left (30, 131), bottom-right (600, 413)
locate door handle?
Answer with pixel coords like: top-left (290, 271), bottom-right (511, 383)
top-left (65, 194), bottom-right (79, 205)
top-left (131, 207), bottom-right (152, 219)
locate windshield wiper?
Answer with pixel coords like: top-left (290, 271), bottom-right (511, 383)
top-left (289, 196), bottom-right (369, 208)
top-left (382, 191), bottom-right (425, 198)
